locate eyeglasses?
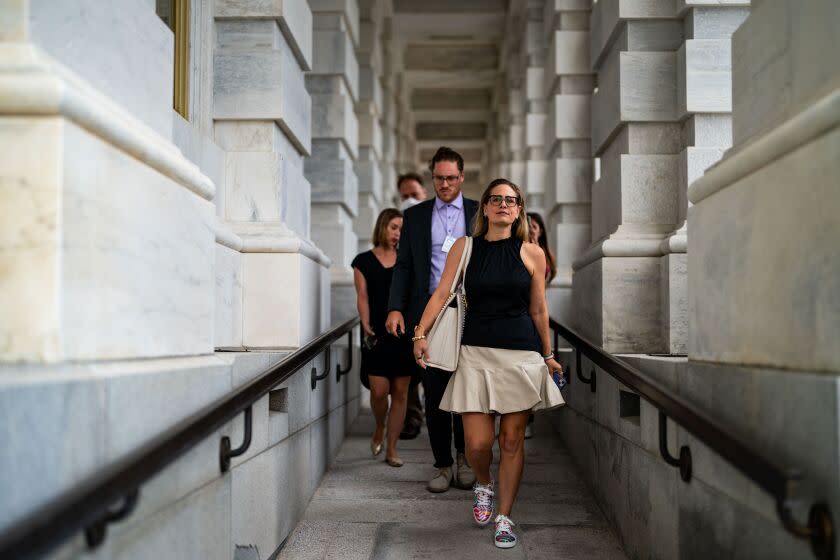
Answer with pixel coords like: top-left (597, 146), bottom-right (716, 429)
top-left (487, 195), bottom-right (521, 207)
top-left (433, 175), bottom-right (461, 185)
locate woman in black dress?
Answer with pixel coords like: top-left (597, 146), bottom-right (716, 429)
top-left (412, 179), bottom-right (564, 548)
top-left (352, 208), bottom-right (415, 467)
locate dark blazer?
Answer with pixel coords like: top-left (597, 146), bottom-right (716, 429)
top-left (387, 196), bottom-right (479, 330)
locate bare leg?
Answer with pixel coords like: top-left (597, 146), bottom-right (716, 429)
top-left (368, 376), bottom-right (390, 445)
top-left (386, 376), bottom-right (411, 460)
top-left (462, 412), bottom-right (496, 485)
top-left (497, 411), bottom-right (530, 516)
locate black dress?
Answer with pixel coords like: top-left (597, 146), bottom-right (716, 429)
top-left (351, 251), bottom-right (416, 386)
top-left (461, 236), bottom-right (541, 353)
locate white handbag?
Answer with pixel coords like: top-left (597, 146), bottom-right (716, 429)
top-left (423, 236), bottom-right (473, 371)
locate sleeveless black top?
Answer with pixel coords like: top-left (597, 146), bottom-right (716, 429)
top-left (461, 236), bottom-right (541, 352)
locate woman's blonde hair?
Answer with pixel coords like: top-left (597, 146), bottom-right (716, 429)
top-left (472, 178), bottom-right (529, 242)
top-left (371, 208), bottom-right (403, 247)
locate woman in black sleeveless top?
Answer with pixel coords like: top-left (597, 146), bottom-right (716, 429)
top-left (352, 208), bottom-right (415, 468)
top-left (411, 179), bottom-right (564, 549)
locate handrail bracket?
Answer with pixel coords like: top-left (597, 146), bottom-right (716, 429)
top-left (220, 406), bottom-right (253, 473)
top-left (777, 499), bottom-right (835, 560)
top-left (311, 347), bottom-right (331, 390)
top-left (576, 349), bottom-right (596, 392)
top-left (84, 489), bottom-right (139, 549)
top-left (658, 411), bottom-right (692, 482)
top-left (336, 330), bottom-right (354, 383)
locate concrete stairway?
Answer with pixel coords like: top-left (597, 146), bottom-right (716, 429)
top-left (278, 411), bottom-right (627, 559)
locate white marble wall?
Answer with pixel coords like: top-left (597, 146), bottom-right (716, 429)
top-left (28, 0), bottom-right (175, 140)
top-left (556, 1), bottom-right (840, 558)
top-left (572, 1), bottom-right (686, 353)
top-left (1, 3), bottom-right (349, 559)
top-left (0, 350), bottom-right (362, 560)
top-left (0, 7), bottom-right (215, 363)
top-left (213, 3), bottom-right (325, 350)
top-left (571, 1), bottom-right (746, 353)
top-left (306, 0), bottom-right (362, 322)
top-left (542, 0), bottom-right (593, 323)
top-left (689, 0), bottom-right (839, 373)
top-left (657, 3), bottom-right (748, 354)
top-left (350, 0), bottom-right (388, 297)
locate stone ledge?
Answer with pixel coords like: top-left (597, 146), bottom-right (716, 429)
top-left (573, 237), bottom-right (670, 271)
top-left (688, 89), bottom-right (840, 204)
top-left (233, 224), bottom-right (331, 268)
top-left (0, 44), bottom-right (215, 201)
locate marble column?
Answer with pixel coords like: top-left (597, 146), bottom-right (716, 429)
top-left (0, 0), bottom-right (215, 363)
top-left (379, 42), bottom-right (400, 206)
top-left (684, 2), bottom-right (840, 553)
top-left (572, 0), bottom-right (685, 353)
top-left (656, 2), bottom-right (749, 354)
top-left (215, 0), bottom-right (330, 349)
top-left (520, 0), bottom-right (549, 217)
top-left (353, 0), bottom-right (387, 255)
top-left (306, 0), bottom-right (361, 322)
top-left (542, 0), bottom-right (593, 322)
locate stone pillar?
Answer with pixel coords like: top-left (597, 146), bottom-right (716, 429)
top-left (520, 0), bottom-right (549, 217)
top-left (685, 1), bottom-right (840, 554)
top-left (379, 16), bottom-right (398, 204)
top-left (215, 0), bottom-right (329, 349)
top-left (656, 3), bottom-right (749, 354)
top-left (352, 0), bottom-right (387, 262)
top-left (572, 0), bottom-right (685, 353)
top-left (306, 0), bottom-right (361, 322)
top-left (542, 0), bottom-right (593, 322)
top-left (379, 37), bottom-right (400, 206)
top-left (0, 1), bottom-right (215, 363)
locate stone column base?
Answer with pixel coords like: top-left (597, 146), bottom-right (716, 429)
top-left (571, 256), bottom-right (664, 353)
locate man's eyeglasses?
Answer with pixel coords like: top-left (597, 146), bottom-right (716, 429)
top-left (487, 195), bottom-right (521, 207)
top-left (433, 175), bottom-right (461, 185)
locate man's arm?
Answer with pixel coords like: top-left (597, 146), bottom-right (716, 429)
top-left (386, 213), bottom-right (413, 335)
top-left (388, 215), bottom-right (413, 313)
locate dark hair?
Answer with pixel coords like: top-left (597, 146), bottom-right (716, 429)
top-left (427, 146), bottom-right (464, 173)
top-left (527, 212), bottom-right (557, 283)
top-left (372, 208), bottom-right (403, 247)
top-left (397, 172), bottom-right (424, 190)
top-left (472, 178), bottom-right (529, 242)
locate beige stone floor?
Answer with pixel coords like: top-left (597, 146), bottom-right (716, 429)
top-left (278, 411), bottom-right (627, 559)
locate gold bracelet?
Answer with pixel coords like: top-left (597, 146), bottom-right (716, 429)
top-left (411, 335), bottom-right (426, 342)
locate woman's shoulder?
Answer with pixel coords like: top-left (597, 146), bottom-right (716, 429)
top-left (351, 250), bottom-right (374, 270)
top-left (521, 241), bottom-right (545, 265)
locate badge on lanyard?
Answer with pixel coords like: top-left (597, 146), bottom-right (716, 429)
top-left (441, 235), bottom-right (456, 253)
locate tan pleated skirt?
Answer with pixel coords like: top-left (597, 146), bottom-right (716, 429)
top-left (439, 345), bottom-right (565, 415)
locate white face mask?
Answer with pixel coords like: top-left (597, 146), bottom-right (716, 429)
top-left (400, 197), bottom-right (421, 210)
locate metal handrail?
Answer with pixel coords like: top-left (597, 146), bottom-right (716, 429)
top-left (550, 318), bottom-right (834, 560)
top-left (0, 317), bottom-right (359, 560)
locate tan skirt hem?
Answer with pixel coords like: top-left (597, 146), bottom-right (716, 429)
top-left (439, 345), bottom-right (565, 415)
